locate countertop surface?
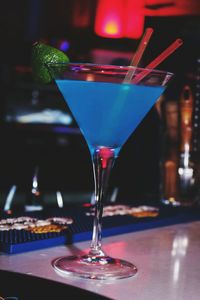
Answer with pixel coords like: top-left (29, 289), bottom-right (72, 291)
top-left (0, 220), bottom-right (200, 299)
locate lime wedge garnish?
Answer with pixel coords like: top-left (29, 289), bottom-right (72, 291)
top-left (31, 42), bottom-right (69, 84)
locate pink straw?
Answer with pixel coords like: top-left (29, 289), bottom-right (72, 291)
top-left (124, 27), bottom-right (154, 83)
top-left (130, 28), bottom-right (154, 67)
top-left (133, 38), bottom-right (183, 84)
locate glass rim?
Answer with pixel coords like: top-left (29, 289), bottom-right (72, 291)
top-left (46, 62), bottom-right (174, 77)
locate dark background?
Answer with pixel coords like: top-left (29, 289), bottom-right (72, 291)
top-left (0, 0), bottom-right (200, 208)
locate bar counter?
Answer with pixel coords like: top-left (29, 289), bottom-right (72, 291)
top-left (0, 220), bottom-right (200, 299)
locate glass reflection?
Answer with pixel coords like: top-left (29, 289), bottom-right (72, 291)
top-left (171, 233), bottom-right (189, 283)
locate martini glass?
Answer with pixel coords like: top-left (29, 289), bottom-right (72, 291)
top-left (47, 63), bottom-right (173, 280)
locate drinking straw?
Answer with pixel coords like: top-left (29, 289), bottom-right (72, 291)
top-left (123, 27), bottom-right (154, 83)
top-left (133, 38), bottom-right (183, 84)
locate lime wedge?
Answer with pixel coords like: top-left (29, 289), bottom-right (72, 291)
top-left (31, 42), bottom-right (69, 84)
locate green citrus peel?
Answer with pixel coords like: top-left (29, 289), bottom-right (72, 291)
top-left (31, 42), bottom-right (69, 84)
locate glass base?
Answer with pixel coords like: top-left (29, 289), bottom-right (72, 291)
top-left (52, 255), bottom-right (137, 280)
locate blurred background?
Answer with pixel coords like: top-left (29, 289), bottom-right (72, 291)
top-left (0, 0), bottom-right (200, 210)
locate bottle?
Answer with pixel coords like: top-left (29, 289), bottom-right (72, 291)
top-left (160, 99), bottom-right (179, 205)
top-left (178, 85), bottom-right (196, 206)
top-left (161, 83), bottom-right (199, 206)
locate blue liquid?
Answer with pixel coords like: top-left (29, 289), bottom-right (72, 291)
top-left (56, 80), bottom-right (164, 153)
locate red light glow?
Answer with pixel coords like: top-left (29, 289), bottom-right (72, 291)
top-left (95, 0), bottom-right (200, 40)
top-left (94, 0), bottom-right (124, 38)
top-left (125, 0), bottom-right (145, 39)
top-left (104, 21), bottom-right (120, 36)
top-left (95, 0), bottom-right (145, 39)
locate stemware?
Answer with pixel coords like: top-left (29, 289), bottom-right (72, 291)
top-left (47, 63), bottom-right (173, 280)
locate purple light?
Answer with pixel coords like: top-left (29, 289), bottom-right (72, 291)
top-left (59, 40), bottom-right (70, 52)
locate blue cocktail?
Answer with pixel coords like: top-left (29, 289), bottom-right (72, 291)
top-left (47, 63), bottom-right (173, 280)
top-left (56, 79), bottom-right (164, 155)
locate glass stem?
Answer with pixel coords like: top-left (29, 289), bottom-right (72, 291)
top-left (89, 147), bottom-right (116, 257)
